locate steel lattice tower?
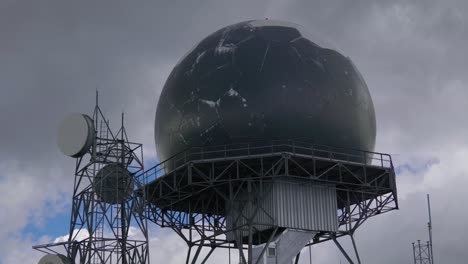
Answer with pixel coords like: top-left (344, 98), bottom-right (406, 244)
top-left (34, 93), bottom-right (149, 264)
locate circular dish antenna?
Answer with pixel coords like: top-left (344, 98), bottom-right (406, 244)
top-left (94, 164), bottom-right (133, 204)
top-left (38, 254), bottom-right (72, 264)
top-left (57, 113), bottom-right (95, 158)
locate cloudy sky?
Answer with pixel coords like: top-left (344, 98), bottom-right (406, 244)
top-left (0, 0), bottom-right (467, 263)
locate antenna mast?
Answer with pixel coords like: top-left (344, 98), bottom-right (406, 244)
top-left (427, 194), bottom-right (434, 264)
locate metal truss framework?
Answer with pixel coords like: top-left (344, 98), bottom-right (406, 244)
top-left (412, 240), bottom-right (433, 264)
top-left (33, 95), bottom-right (149, 264)
top-left (139, 141), bottom-right (398, 264)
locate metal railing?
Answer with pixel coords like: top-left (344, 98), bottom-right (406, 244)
top-left (137, 140), bottom-right (393, 184)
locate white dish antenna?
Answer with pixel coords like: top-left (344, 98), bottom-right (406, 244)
top-left (38, 254), bottom-right (72, 264)
top-left (57, 113), bottom-right (95, 157)
top-left (94, 164), bottom-right (133, 204)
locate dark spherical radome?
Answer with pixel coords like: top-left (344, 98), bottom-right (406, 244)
top-left (155, 20), bottom-right (376, 162)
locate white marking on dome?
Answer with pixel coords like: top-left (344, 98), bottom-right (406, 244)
top-left (248, 20), bottom-right (299, 28)
top-left (187, 50), bottom-right (208, 75)
top-left (199, 99), bottom-right (219, 108)
top-left (224, 86), bottom-right (249, 107)
top-left (201, 123), bottom-right (218, 136)
top-left (215, 29), bottom-right (237, 56)
top-left (215, 43), bottom-right (236, 55)
top-left (235, 35), bottom-right (255, 45)
top-left (291, 47), bottom-right (303, 59)
top-left (225, 87), bottom-right (239, 97)
top-left (170, 103), bottom-right (183, 115)
top-left (194, 50), bottom-right (207, 65)
top-left (216, 63), bottom-right (230, 70)
top-left (178, 133), bottom-right (188, 144)
top-left (260, 41), bottom-right (271, 72)
top-left (289, 36), bottom-right (303, 43)
top-left (310, 58), bottom-right (325, 71)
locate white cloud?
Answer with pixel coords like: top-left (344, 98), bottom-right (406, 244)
top-left (53, 229), bottom-right (90, 244)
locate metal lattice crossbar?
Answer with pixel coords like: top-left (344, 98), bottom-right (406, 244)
top-left (137, 140), bottom-right (398, 264)
top-left (138, 140), bottom-right (393, 185)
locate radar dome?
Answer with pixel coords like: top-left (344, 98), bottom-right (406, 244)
top-left (155, 20), bottom-right (376, 162)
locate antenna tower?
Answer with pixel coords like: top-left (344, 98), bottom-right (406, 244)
top-left (33, 92), bottom-right (150, 264)
top-left (411, 194), bottom-right (434, 264)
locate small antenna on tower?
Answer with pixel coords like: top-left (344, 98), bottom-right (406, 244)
top-left (427, 194), bottom-right (434, 264)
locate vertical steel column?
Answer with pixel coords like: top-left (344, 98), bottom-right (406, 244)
top-left (418, 240), bottom-right (422, 264)
top-left (294, 252), bottom-right (301, 264)
top-left (350, 234), bottom-right (361, 264)
top-left (247, 181), bottom-right (253, 264)
top-left (121, 113), bottom-right (127, 264)
top-left (427, 194), bottom-right (434, 264)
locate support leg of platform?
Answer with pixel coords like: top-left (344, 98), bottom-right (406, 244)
top-left (294, 252), bottom-right (301, 264)
top-left (186, 245), bottom-right (192, 264)
top-left (253, 227), bottom-right (279, 264)
top-left (350, 234), bottom-right (362, 264)
top-left (191, 242), bottom-right (204, 264)
top-left (200, 247), bottom-right (215, 264)
top-left (333, 236), bottom-right (354, 264)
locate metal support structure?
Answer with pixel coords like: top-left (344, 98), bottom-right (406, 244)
top-left (411, 194), bottom-right (434, 264)
top-left (333, 237), bottom-right (355, 264)
top-left (139, 140), bottom-right (398, 263)
top-left (294, 252), bottom-right (300, 264)
top-left (412, 240), bottom-right (432, 264)
top-left (33, 93), bottom-right (149, 264)
top-left (427, 194), bottom-right (434, 264)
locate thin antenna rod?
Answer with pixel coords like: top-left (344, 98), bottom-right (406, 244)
top-left (121, 112), bottom-right (124, 131)
top-left (120, 110), bottom-right (127, 264)
top-left (427, 194), bottom-right (434, 264)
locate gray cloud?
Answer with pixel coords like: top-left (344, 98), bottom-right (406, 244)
top-left (1, 0), bottom-right (467, 263)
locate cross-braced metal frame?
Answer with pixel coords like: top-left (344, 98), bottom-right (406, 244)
top-left (412, 240), bottom-right (432, 264)
top-left (139, 140), bottom-right (398, 264)
top-left (34, 94), bottom-right (149, 264)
